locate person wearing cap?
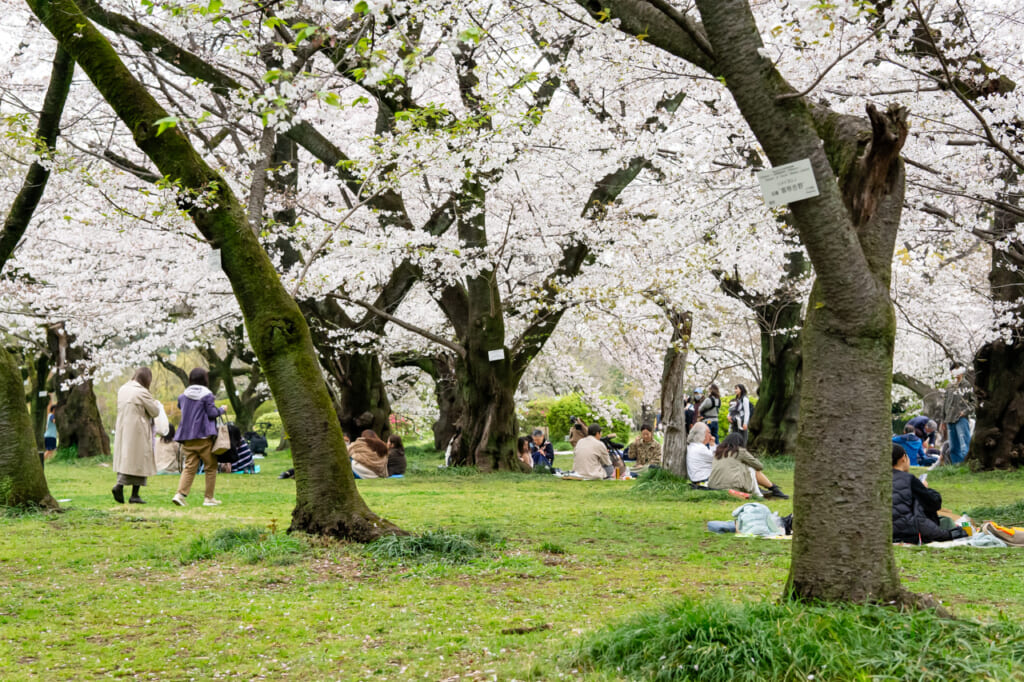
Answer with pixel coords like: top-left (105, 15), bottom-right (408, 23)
top-left (941, 363), bottom-right (974, 464)
top-left (529, 428), bottom-right (555, 467)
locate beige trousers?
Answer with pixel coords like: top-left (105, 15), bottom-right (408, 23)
top-left (177, 438), bottom-right (217, 499)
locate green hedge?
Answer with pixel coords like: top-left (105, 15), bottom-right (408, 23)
top-left (547, 393), bottom-right (631, 442)
top-left (519, 396), bottom-right (559, 435)
top-left (718, 395), bottom-right (757, 439)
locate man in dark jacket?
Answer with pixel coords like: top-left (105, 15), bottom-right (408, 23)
top-left (891, 445), bottom-right (964, 544)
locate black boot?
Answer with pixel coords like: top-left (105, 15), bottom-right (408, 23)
top-left (129, 485), bottom-right (145, 504)
top-left (111, 484), bottom-right (124, 504)
top-left (768, 484), bottom-right (789, 500)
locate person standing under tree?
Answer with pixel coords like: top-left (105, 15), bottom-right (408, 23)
top-left (698, 384), bottom-right (722, 443)
top-left (172, 368), bottom-right (226, 507)
top-left (43, 404), bottom-right (58, 460)
top-left (729, 384), bottom-right (752, 445)
top-left (112, 368), bottom-right (163, 504)
top-left (942, 363), bottom-right (975, 465)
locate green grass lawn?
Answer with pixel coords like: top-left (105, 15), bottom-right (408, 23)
top-left (3, 447), bottom-right (1024, 680)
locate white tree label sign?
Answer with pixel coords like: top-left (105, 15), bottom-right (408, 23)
top-left (487, 349), bottom-right (505, 362)
top-left (757, 159), bottom-right (819, 207)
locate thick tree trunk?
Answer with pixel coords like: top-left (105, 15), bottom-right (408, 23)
top-left (46, 325), bottom-right (110, 458)
top-left (659, 309), bottom-right (692, 478)
top-left (970, 339), bottom-right (1024, 469)
top-left (30, 0), bottom-right (396, 539)
top-left (0, 346), bottom-right (58, 508)
top-left (430, 354), bottom-right (463, 452)
top-left (0, 45), bottom-right (71, 509)
top-left (323, 352), bottom-right (391, 442)
top-left (788, 279), bottom-right (901, 601)
top-left (969, 175), bottom-right (1024, 470)
top-left (893, 372), bottom-right (944, 419)
top-left (450, 352), bottom-right (523, 472)
top-left (749, 306), bottom-right (801, 456)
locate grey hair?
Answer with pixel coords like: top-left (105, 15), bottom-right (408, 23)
top-left (687, 421), bottom-right (710, 444)
top-left (926, 420), bottom-right (937, 431)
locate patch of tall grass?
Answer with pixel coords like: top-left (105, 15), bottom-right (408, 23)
top-left (968, 499), bottom-right (1024, 527)
top-left (575, 599), bottom-right (1024, 681)
top-left (181, 526), bottom-right (307, 565)
top-left (363, 529), bottom-right (488, 565)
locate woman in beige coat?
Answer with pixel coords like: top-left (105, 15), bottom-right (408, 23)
top-left (112, 368), bottom-right (162, 504)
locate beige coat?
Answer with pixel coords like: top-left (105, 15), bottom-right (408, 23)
top-left (113, 380), bottom-right (161, 478)
top-left (572, 435), bottom-right (611, 480)
top-left (349, 438), bottom-right (388, 479)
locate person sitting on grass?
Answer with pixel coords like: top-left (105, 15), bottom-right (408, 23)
top-left (572, 423), bottom-right (613, 480)
top-left (707, 433), bottom-right (788, 499)
top-left (891, 445), bottom-right (965, 544)
top-left (529, 428), bottom-right (555, 467)
top-left (516, 436), bottom-right (534, 470)
top-left (349, 429), bottom-right (389, 479)
top-left (892, 424), bottom-right (937, 467)
top-left (628, 424), bottom-right (662, 470)
top-left (387, 434), bottom-right (407, 477)
top-left (685, 421), bottom-right (714, 484)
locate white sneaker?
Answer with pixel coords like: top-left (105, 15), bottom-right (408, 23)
top-left (202, 498), bottom-right (222, 506)
top-left (172, 493), bottom-right (186, 506)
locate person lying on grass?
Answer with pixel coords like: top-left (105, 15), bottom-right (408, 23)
top-left (891, 445), bottom-right (966, 544)
top-left (707, 433), bottom-right (788, 499)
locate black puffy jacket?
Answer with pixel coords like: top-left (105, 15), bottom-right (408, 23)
top-left (892, 469), bottom-right (953, 544)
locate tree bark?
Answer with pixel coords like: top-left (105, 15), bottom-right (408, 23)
top-left (748, 302), bottom-right (802, 456)
top-left (0, 346), bottom-right (58, 508)
top-left (46, 324), bottom-right (110, 458)
top-left (0, 45), bottom-right (71, 509)
top-left (324, 351), bottom-right (392, 442)
top-left (969, 179), bottom-right (1024, 469)
top-left (581, 0), bottom-right (909, 602)
top-left (29, 0), bottom-right (397, 539)
top-left (659, 308), bottom-right (693, 477)
top-left (893, 372), bottom-right (943, 419)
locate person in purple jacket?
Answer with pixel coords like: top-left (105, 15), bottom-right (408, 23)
top-left (172, 368), bottom-right (226, 507)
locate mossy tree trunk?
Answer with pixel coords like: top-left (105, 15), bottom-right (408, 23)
top-left (0, 45), bottom-right (72, 509)
top-left (580, 0), bottom-right (909, 602)
top-left (46, 323), bottom-right (110, 458)
top-left (658, 307), bottom-right (693, 478)
top-left (29, 0), bottom-right (397, 539)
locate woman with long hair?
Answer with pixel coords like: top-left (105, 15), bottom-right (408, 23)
top-left (516, 436), bottom-right (534, 470)
top-left (387, 434), bottom-right (407, 477)
top-left (707, 432), bottom-right (787, 498)
top-left (728, 384), bottom-right (751, 445)
top-left (698, 384), bottom-right (722, 443)
top-left (172, 368), bottom-right (227, 507)
top-left (349, 429), bottom-right (389, 478)
top-left (112, 367), bottom-right (163, 504)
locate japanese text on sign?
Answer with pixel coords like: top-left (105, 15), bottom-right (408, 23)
top-left (757, 158), bottom-right (820, 208)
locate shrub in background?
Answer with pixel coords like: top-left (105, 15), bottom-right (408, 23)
top-left (547, 393), bottom-right (631, 442)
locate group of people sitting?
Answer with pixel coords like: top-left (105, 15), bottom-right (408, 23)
top-left (685, 422), bottom-right (788, 498)
top-left (892, 416), bottom-right (940, 467)
top-left (349, 430), bottom-right (407, 479)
